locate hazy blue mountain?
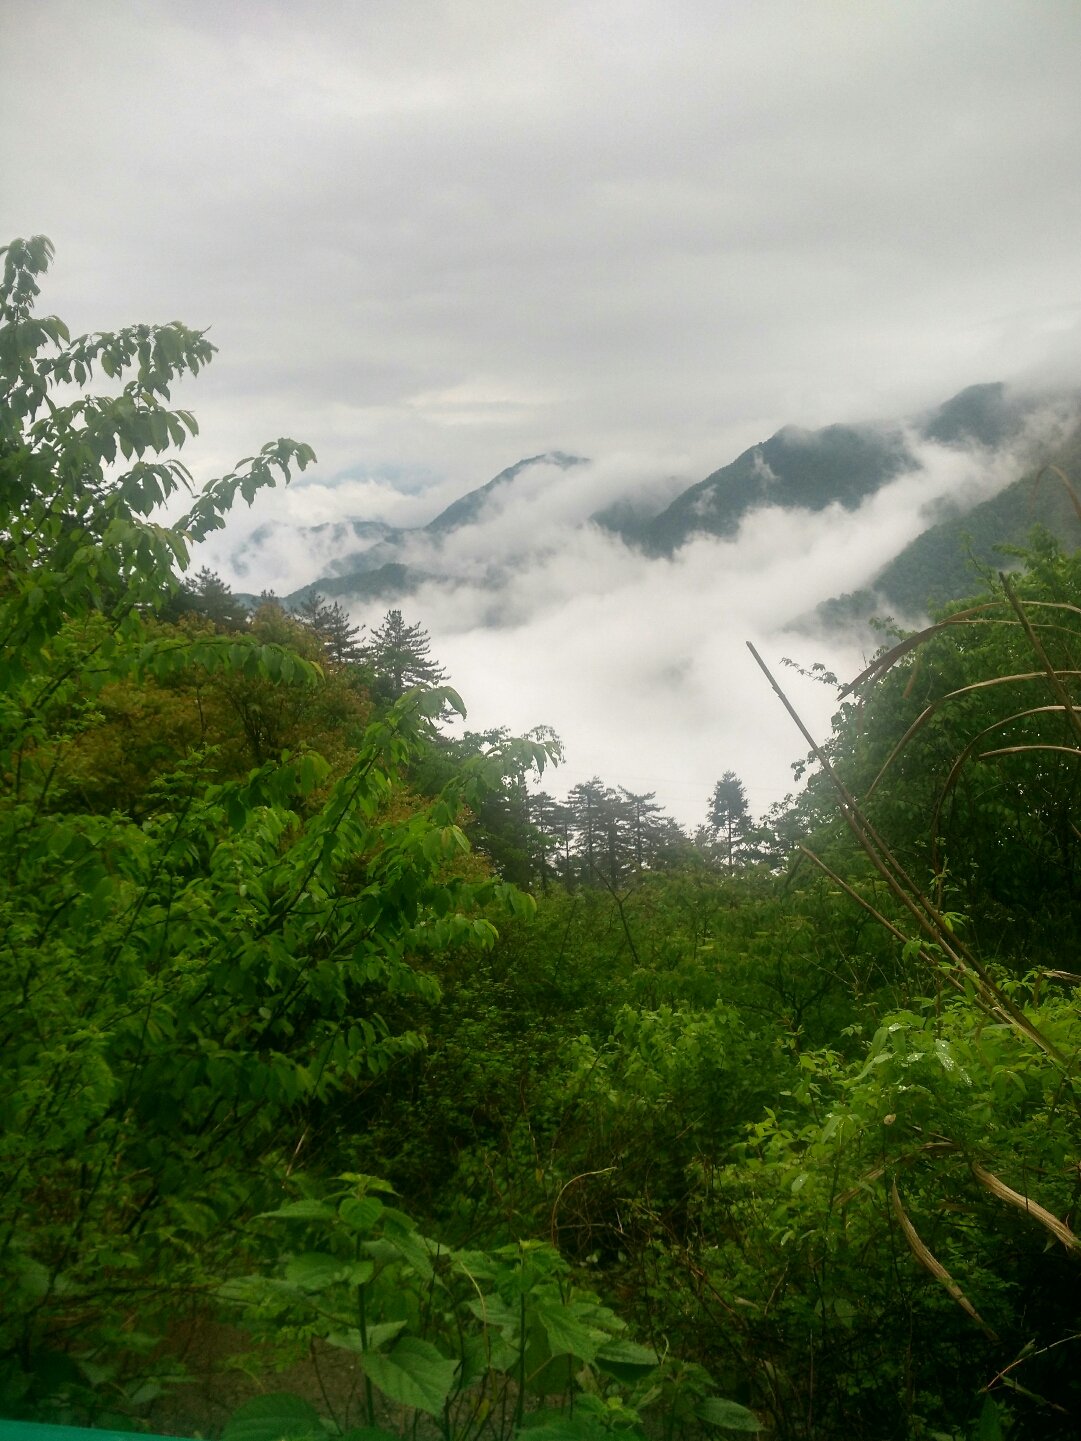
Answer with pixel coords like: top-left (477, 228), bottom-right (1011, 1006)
top-left (873, 430), bottom-right (1081, 614)
top-left (918, 381), bottom-right (1033, 448)
top-left (809, 422), bottom-right (1081, 631)
top-left (425, 451), bottom-right (585, 534)
top-left (627, 384), bottom-right (1052, 558)
top-left (589, 495), bottom-right (659, 546)
top-left (221, 382), bottom-right (1080, 632)
top-left (286, 562), bottom-right (425, 608)
top-left (226, 517), bottom-right (405, 590)
top-left (278, 452), bottom-right (584, 605)
top-left (638, 423), bottom-right (914, 555)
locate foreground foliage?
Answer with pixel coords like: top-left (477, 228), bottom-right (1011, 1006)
top-left (4, 235), bottom-right (1081, 1441)
top-left (0, 238), bottom-right (558, 1429)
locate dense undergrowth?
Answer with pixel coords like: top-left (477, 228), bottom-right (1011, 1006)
top-left (3, 237), bottom-right (1081, 1440)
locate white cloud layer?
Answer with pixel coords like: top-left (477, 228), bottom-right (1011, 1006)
top-left (197, 421), bottom-right (1061, 828)
top-left (4, 0), bottom-right (1080, 825)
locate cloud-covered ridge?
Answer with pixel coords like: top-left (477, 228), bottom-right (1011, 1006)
top-left (198, 384), bottom-right (1079, 830)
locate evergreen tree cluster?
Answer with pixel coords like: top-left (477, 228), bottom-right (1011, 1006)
top-left (529, 778), bottom-right (692, 888)
top-left (168, 565), bottom-right (450, 708)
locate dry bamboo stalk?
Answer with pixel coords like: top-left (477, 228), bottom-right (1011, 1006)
top-left (890, 1180), bottom-right (998, 1340)
top-left (1000, 574), bottom-right (1081, 747)
top-left (1030, 463), bottom-right (1081, 527)
top-left (746, 643), bottom-right (1070, 1068)
top-left (970, 1163), bottom-right (1081, 1253)
top-left (840, 605), bottom-right (1006, 696)
top-left (835, 1143), bottom-right (958, 1207)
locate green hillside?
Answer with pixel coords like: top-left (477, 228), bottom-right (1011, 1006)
top-left (286, 560), bottom-right (425, 607)
top-left (641, 423), bottom-right (914, 554)
top-left (424, 450), bottom-right (584, 534)
top-left (815, 426), bottom-right (1081, 629)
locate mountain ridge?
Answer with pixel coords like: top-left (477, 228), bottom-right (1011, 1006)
top-left (232, 383), bottom-right (1081, 622)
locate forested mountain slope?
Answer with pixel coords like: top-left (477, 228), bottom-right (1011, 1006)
top-left (814, 422), bottom-right (1081, 627)
top-left (226, 383), bottom-right (1079, 621)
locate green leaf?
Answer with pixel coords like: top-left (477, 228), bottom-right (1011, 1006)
top-left (976, 1396), bottom-right (1007, 1441)
top-left (517, 1422), bottom-right (635, 1441)
top-left (284, 1252), bottom-right (373, 1291)
top-left (534, 1301), bottom-right (604, 1362)
top-left (327, 1321), bottom-right (407, 1353)
top-left (258, 1200), bottom-right (336, 1222)
top-left (11, 1255), bottom-right (51, 1302)
top-left (361, 1337), bottom-right (459, 1416)
top-left (595, 1337), bottom-right (659, 1378)
top-left (695, 1397), bottom-right (762, 1431)
top-left (376, 1227), bottom-right (437, 1278)
top-left (338, 1195), bottom-right (385, 1232)
top-left (466, 1293), bottom-right (520, 1334)
top-left (223, 1391), bottom-right (325, 1441)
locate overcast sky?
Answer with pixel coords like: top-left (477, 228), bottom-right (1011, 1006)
top-left (5, 1), bottom-right (1081, 826)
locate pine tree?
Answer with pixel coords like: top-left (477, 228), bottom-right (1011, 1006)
top-left (168, 566), bottom-right (250, 631)
top-left (364, 609), bottom-right (448, 700)
top-left (566, 778), bottom-right (629, 886)
top-left (707, 770), bottom-right (754, 872)
top-left (321, 601), bottom-right (365, 665)
top-left (294, 591), bottom-right (333, 633)
top-left (618, 787), bottom-right (665, 869)
top-left (294, 592), bottom-right (365, 665)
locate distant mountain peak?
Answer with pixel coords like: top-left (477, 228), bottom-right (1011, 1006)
top-left (424, 451), bottom-right (586, 535)
top-left (637, 421), bottom-right (913, 555)
top-left (221, 381), bottom-right (1081, 625)
top-left (919, 381), bottom-right (1018, 448)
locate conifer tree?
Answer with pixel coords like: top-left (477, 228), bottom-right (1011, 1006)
top-left (618, 787), bottom-right (664, 869)
top-left (294, 591), bottom-right (333, 633)
top-left (364, 609), bottom-right (448, 700)
top-left (169, 566), bottom-right (250, 631)
top-left (321, 600), bottom-right (365, 665)
top-left (294, 591), bottom-right (365, 664)
top-left (708, 770), bottom-right (754, 872)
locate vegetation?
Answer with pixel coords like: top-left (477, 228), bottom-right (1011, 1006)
top-left (364, 608), bottom-right (450, 702)
top-left (814, 432), bottom-right (1081, 629)
top-left (4, 236), bottom-right (1081, 1441)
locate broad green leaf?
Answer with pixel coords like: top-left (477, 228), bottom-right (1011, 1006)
top-left (595, 1337), bottom-right (659, 1378)
top-left (12, 1256), bottom-right (51, 1302)
top-left (338, 1195), bottom-right (384, 1232)
top-left (284, 1252), bottom-right (373, 1291)
top-left (534, 1301), bottom-right (605, 1362)
top-left (377, 1227), bottom-right (437, 1278)
top-left (361, 1337), bottom-right (459, 1416)
top-left (976, 1396), bottom-right (1007, 1441)
top-left (327, 1320), bottom-right (407, 1353)
top-left (466, 1293), bottom-right (520, 1333)
top-left (595, 1338), bottom-right (658, 1366)
top-left (517, 1421), bottom-right (637, 1441)
top-left (222, 1391), bottom-right (325, 1441)
top-left (695, 1397), bottom-right (762, 1431)
top-left (258, 1200), bottom-right (335, 1222)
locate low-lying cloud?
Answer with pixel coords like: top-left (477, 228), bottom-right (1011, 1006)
top-left (199, 413), bottom-right (1065, 831)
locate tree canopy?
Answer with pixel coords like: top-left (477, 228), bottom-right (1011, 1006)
top-left (706, 770), bottom-right (754, 870)
top-left (294, 590), bottom-right (367, 664)
top-left (365, 607), bottom-right (449, 700)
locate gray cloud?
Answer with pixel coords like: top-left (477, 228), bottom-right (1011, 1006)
top-left (197, 419), bottom-right (1055, 827)
top-left (7, 1), bottom-right (1081, 485)
top-left (5, 0), bottom-right (1080, 823)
